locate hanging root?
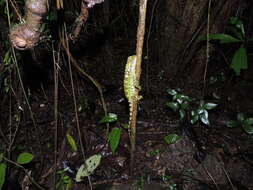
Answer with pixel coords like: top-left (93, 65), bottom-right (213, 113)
top-left (9, 0), bottom-right (47, 50)
top-left (84, 0), bottom-right (104, 8)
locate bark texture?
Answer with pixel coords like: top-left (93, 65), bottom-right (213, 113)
top-left (151, 0), bottom-right (238, 82)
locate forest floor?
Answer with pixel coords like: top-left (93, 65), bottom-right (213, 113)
top-left (1, 38), bottom-right (253, 190)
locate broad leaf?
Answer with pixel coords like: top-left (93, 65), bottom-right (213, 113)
top-left (191, 110), bottom-right (199, 124)
top-left (200, 110), bottom-right (209, 125)
top-left (242, 118), bottom-right (253, 135)
top-left (66, 133), bottom-right (78, 152)
top-left (17, 152), bottom-right (34, 164)
top-left (167, 89), bottom-right (177, 96)
top-left (76, 154), bottom-right (102, 182)
top-left (166, 102), bottom-right (179, 112)
top-left (99, 113), bottom-right (118, 124)
top-left (226, 120), bottom-right (238, 128)
top-left (242, 124), bottom-right (253, 135)
top-left (164, 134), bottom-right (182, 145)
top-left (109, 128), bottom-right (121, 154)
top-left (199, 34), bottom-right (241, 43)
top-left (229, 17), bottom-right (245, 37)
top-left (226, 26), bottom-right (243, 40)
top-left (179, 109), bottom-right (186, 120)
top-left (230, 47), bottom-right (247, 76)
top-left (243, 118), bottom-right (253, 126)
top-left (197, 109), bottom-right (205, 115)
top-left (204, 103), bottom-right (218, 110)
top-left (0, 163), bottom-right (6, 190)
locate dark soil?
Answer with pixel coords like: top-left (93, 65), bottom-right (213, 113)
top-left (1, 17), bottom-right (253, 190)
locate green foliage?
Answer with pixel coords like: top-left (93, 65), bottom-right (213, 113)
top-left (162, 174), bottom-right (178, 190)
top-left (149, 149), bottom-right (161, 156)
top-left (226, 113), bottom-right (253, 135)
top-left (166, 89), bottom-right (217, 125)
top-left (75, 154), bottom-right (102, 182)
top-left (56, 170), bottom-right (73, 190)
top-left (199, 17), bottom-right (250, 76)
top-left (0, 151), bottom-right (33, 190)
top-left (231, 47), bottom-right (247, 75)
top-left (16, 152), bottom-right (34, 164)
top-left (164, 134), bottom-right (182, 145)
top-left (66, 133), bottom-right (77, 152)
top-left (166, 89), bottom-right (191, 120)
top-left (99, 113), bottom-right (118, 124)
top-left (108, 128), bottom-right (121, 154)
top-left (0, 163), bottom-right (6, 190)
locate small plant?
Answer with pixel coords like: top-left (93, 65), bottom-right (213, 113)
top-left (108, 128), bottom-right (121, 154)
top-left (166, 89), bottom-right (192, 121)
top-left (200, 17), bottom-right (252, 76)
top-left (0, 152), bottom-right (34, 190)
top-left (166, 89), bottom-right (217, 125)
top-left (162, 174), bottom-right (178, 190)
top-left (164, 134), bottom-right (182, 145)
top-left (226, 113), bottom-right (253, 135)
top-left (99, 113), bottom-right (122, 154)
top-left (149, 149), bottom-right (161, 156)
top-left (56, 170), bottom-right (73, 190)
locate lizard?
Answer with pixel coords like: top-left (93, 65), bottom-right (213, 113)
top-left (124, 55), bottom-right (142, 139)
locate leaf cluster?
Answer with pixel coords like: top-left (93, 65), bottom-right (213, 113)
top-left (199, 17), bottom-right (252, 76)
top-left (166, 89), bottom-right (217, 125)
top-left (226, 113), bottom-right (253, 135)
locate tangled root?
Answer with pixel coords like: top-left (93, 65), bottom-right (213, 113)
top-left (9, 0), bottom-right (47, 50)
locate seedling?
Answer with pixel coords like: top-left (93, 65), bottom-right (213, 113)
top-left (200, 17), bottom-right (253, 76)
top-left (166, 89), bottom-right (217, 125)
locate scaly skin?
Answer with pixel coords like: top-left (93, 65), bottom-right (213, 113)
top-left (124, 55), bottom-right (142, 137)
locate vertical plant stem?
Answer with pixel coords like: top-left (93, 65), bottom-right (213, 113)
top-left (130, 0), bottom-right (148, 175)
top-left (53, 43), bottom-right (59, 190)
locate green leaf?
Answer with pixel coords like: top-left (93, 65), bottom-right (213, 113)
top-left (226, 26), bottom-right (243, 40)
top-left (122, 124), bottom-right (129, 129)
top-left (66, 133), bottom-right (78, 152)
top-left (99, 113), bottom-right (118, 124)
top-left (226, 120), bottom-right (238, 128)
top-left (17, 152), bottom-right (34, 164)
top-left (204, 103), bottom-right (218, 110)
top-left (242, 124), bottom-right (253, 135)
top-left (197, 109), bottom-right (205, 115)
top-left (200, 110), bottom-right (210, 125)
top-left (75, 154), bottom-right (102, 182)
top-left (229, 17), bottom-right (245, 37)
top-left (164, 134), bottom-right (182, 145)
top-left (230, 47), bottom-right (248, 76)
top-left (242, 118), bottom-right (253, 134)
top-left (166, 102), bottom-right (179, 112)
top-left (181, 102), bottom-right (189, 110)
top-left (190, 110), bottom-right (199, 124)
top-left (199, 33), bottom-right (241, 43)
top-left (167, 89), bottom-right (177, 96)
top-left (0, 163), bottom-right (6, 190)
top-left (108, 128), bottom-right (121, 154)
top-left (243, 118), bottom-right (253, 126)
top-left (179, 109), bottom-right (186, 120)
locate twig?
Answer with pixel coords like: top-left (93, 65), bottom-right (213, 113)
top-left (129, 0), bottom-right (148, 175)
top-left (3, 156), bottom-right (45, 190)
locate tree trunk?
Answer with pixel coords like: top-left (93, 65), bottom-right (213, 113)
top-left (150, 0), bottom-right (239, 84)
